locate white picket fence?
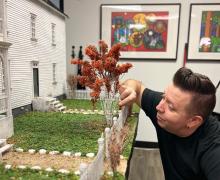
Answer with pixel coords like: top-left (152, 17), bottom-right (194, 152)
top-left (67, 89), bottom-right (119, 100)
top-left (79, 106), bottom-right (129, 180)
top-left (80, 138), bottom-right (105, 180)
top-left (67, 89), bottom-right (91, 100)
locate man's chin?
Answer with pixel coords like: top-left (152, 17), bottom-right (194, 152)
top-left (157, 119), bottom-right (164, 127)
top-left (156, 115), bottom-right (165, 128)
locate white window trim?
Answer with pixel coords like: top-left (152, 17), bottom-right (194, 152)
top-left (30, 13), bottom-right (37, 41)
top-left (52, 63), bottom-right (57, 85)
top-left (32, 61), bottom-right (39, 68)
top-left (0, 56), bottom-right (5, 91)
top-left (52, 23), bottom-right (56, 46)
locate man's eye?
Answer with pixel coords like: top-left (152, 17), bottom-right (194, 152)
top-left (168, 105), bottom-right (175, 111)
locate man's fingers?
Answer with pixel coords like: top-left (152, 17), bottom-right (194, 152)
top-left (119, 92), bottom-right (136, 107)
top-left (118, 85), bottom-right (137, 107)
top-left (120, 88), bottom-right (130, 101)
top-left (118, 85), bottom-right (126, 94)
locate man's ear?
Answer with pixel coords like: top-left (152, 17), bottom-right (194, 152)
top-left (187, 115), bottom-right (203, 129)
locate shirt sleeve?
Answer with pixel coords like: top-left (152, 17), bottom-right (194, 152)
top-left (141, 88), bottom-right (162, 127)
top-left (200, 143), bottom-right (220, 180)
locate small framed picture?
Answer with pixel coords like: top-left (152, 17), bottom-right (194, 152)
top-left (188, 3), bottom-right (220, 61)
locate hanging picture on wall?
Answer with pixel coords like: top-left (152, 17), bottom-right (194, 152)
top-left (188, 4), bottom-right (220, 61)
top-left (100, 4), bottom-right (181, 60)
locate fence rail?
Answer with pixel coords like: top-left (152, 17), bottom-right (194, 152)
top-left (67, 89), bottom-right (91, 100)
top-left (67, 89), bottom-right (118, 100)
top-left (79, 106), bottom-right (129, 180)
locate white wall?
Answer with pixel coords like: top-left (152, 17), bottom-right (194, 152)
top-left (7, 0), bottom-right (67, 109)
top-left (65, 0), bottom-right (220, 142)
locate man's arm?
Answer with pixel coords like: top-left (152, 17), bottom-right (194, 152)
top-left (119, 79), bottom-right (145, 107)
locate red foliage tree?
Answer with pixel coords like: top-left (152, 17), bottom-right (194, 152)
top-left (71, 41), bottom-right (132, 108)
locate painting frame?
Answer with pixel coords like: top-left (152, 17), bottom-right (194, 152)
top-left (187, 3), bottom-right (220, 61)
top-left (100, 4), bottom-right (181, 60)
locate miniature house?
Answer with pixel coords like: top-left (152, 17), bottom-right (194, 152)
top-left (0, 0), bottom-right (13, 138)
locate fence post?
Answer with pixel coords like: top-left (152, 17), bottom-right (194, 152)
top-left (79, 163), bottom-right (88, 178)
top-left (113, 117), bottom-right (117, 126)
top-left (98, 137), bottom-right (104, 151)
top-left (98, 137), bottom-right (104, 176)
top-left (105, 128), bottom-right (110, 159)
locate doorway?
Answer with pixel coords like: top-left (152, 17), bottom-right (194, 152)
top-left (33, 68), bottom-right (39, 97)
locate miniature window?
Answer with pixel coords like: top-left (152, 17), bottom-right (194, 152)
top-left (30, 13), bottom-right (37, 41)
top-left (52, 63), bottom-right (57, 84)
top-left (52, 23), bottom-right (56, 46)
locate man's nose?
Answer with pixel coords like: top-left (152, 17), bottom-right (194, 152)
top-left (156, 99), bottom-right (165, 112)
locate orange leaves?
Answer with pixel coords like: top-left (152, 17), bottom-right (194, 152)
top-left (91, 60), bottom-right (103, 72)
top-left (71, 59), bottom-right (83, 65)
top-left (77, 76), bottom-right (89, 86)
top-left (107, 43), bottom-right (121, 60)
top-left (90, 91), bottom-right (100, 99)
top-left (103, 57), bottom-right (117, 73)
top-left (71, 40), bottom-right (132, 106)
top-left (85, 45), bottom-right (99, 60)
top-left (99, 40), bottom-right (108, 55)
top-left (116, 63), bottom-right (133, 74)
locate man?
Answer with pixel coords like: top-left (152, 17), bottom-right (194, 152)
top-left (119, 67), bottom-right (220, 180)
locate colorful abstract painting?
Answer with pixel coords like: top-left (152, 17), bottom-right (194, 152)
top-left (111, 12), bottom-right (168, 52)
top-left (199, 11), bottom-right (220, 53)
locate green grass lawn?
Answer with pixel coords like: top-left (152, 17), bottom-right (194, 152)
top-left (61, 99), bottom-right (102, 110)
top-left (8, 112), bottom-right (137, 157)
top-left (61, 99), bottom-right (140, 113)
top-left (0, 164), bottom-right (78, 180)
top-left (2, 99), bottom-right (138, 179)
top-left (8, 112), bottom-right (106, 154)
top-left (0, 163), bottom-right (124, 180)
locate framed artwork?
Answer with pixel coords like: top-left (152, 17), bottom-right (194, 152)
top-left (100, 4), bottom-right (181, 60)
top-left (188, 4), bottom-right (220, 61)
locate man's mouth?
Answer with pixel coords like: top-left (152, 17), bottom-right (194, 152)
top-left (157, 114), bottom-right (164, 122)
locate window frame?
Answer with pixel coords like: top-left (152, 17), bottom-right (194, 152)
top-left (30, 13), bottom-right (37, 41)
top-left (52, 63), bottom-right (57, 84)
top-left (51, 23), bottom-right (56, 46)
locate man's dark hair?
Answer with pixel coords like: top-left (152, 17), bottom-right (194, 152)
top-left (173, 67), bottom-right (216, 119)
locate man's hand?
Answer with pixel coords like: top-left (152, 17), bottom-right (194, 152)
top-left (119, 85), bottom-right (137, 107)
top-left (118, 79), bottom-right (144, 108)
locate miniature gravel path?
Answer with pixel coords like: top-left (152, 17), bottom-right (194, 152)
top-left (2, 151), bottom-right (127, 174)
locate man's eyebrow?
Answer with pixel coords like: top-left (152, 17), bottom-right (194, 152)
top-left (163, 92), bottom-right (175, 107)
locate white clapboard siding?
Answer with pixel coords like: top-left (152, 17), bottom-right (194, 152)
top-left (6, 0), bottom-right (66, 109)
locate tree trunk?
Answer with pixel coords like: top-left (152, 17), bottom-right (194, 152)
top-left (205, 11), bottom-right (212, 37)
top-left (203, 11), bottom-right (212, 52)
top-left (216, 25), bottom-right (220, 37)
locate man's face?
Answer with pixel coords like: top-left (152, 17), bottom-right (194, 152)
top-left (156, 83), bottom-right (193, 135)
